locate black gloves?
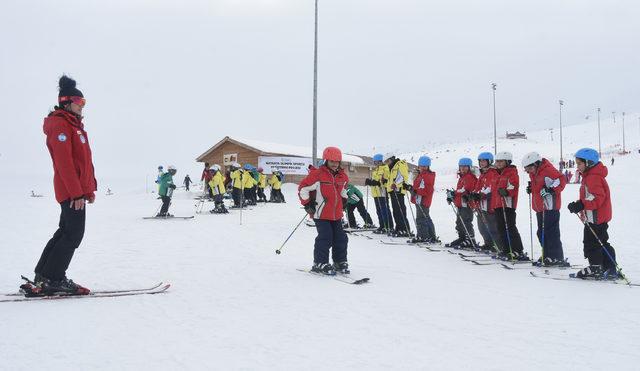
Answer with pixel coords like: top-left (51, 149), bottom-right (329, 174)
top-left (404, 183), bottom-right (413, 192)
top-left (470, 192), bottom-right (482, 201)
top-left (567, 200), bottom-right (584, 214)
top-left (498, 188), bottom-right (509, 197)
top-left (304, 200), bottom-right (317, 215)
top-left (342, 197), bottom-right (348, 206)
top-left (365, 178), bottom-right (381, 187)
top-left (526, 181), bottom-right (532, 194)
top-left (461, 194), bottom-right (470, 202)
top-left (169, 184), bottom-right (177, 189)
top-left (446, 189), bottom-right (455, 204)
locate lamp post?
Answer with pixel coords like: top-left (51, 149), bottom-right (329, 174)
top-left (559, 100), bottom-right (564, 163)
top-left (597, 107), bottom-right (601, 156)
top-left (622, 111), bottom-right (626, 153)
top-left (311, 0), bottom-right (319, 165)
top-left (491, 83), bottom-right (497, 154)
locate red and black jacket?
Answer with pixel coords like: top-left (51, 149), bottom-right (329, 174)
top-left (298, 165), bottom-right (349, 221)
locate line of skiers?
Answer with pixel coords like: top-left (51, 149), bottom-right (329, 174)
top-left (300, 146), bottom-right (620, 280)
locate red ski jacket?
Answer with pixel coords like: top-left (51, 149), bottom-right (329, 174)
top-left (579, 162), bottom-right (612, 224)
top-left (491, 165), bottom-right (519, 210)
top-left (528, 158), bottom-right (566, 212)
top-left (411, 170), bottom-right (436, 208)
top-left (43, 109), bottom-right (97, 203)
top-left (454, 171), bottom-right (477, 208)
top-left (298, 165), bottom-right (349, 221)
top-left (473, 167), bottom-right (498, 212)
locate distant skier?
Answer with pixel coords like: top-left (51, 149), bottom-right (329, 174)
top-left (183, 174), bottom-right (192, 191)
top-left (157, 165), bottom-right (177, 217)
top-left (410, 156), bottom-right (438, 243)
top-left (445, 158), bottom-right (477, 248)
top-left (242, 164), bottom-right (258, 206)
top-left (344, 183), bottom-right (375, 229)
top-left (200, 162), bottom-right (213, 199)
top-left (567, 148), bottom-right (619, 278)
top-left (492, 152), bottom-right (528, 260)
top-left (32, 75), bottom-right (96, 295)
top-left (299, 147), bottom-right (349, 275)
top-left (365, 153), bottom-right (393, 235)
top-left (229, 162), bottom-right (244, 208)
top-left (611, 157), bottom-right (615, 166)
top-left (470, 152), bottom-right (500, 252)
top-left (269, 170), bottom-right (285, 203)
top-left (522, 152), bottom-right (568, 266)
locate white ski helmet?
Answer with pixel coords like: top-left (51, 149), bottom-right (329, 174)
top-left (521, 152), bottom-right (542, 167)
top-left (495, 151), bottom-right (513, 162)
top-left (212, 164), bottom-right (221, 171)
top-left (232, 162), bottom-right (240, 168)
top-left (167, 165), bottom-right (176, 171)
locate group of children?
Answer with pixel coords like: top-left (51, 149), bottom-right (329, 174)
top-left (298, 146), bottom-right (620, 280)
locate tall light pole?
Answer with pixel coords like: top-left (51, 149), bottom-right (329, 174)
top-left (491, 83), bottom-right (497, 154)
top-left (311, 0), bottom-right (319, 165)
top-left (559, 100), bottom-right (564, 163)
top-left (597, 107), bottom-right (602, 157)
top-left (622, 111), bottom-right (626, 153)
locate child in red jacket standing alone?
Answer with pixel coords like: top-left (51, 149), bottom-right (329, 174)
top-left (298, 147), bottom-right (350, 275)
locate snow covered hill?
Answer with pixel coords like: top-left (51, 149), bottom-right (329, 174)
top-left (1, 119), bottom-right (640, 370)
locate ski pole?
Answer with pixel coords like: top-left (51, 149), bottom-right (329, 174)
top-left (499, 196), bottom-right (514, 261)
top-left (276, 200), bottom-right (325, 255)
top-left (405, 192), bottom-right (418, 235)
top-left (528, 193), bottom-right (534, 260)
top-left (575, 213), bottom-right (630, 285)
top-left (390, 189), bottom-right (412, 237)
top-left (449, 202), bottom-right (476, 249)
top-left (473, 205), bottom-right (500, 253)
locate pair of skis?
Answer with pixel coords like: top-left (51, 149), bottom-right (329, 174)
top-left (296, 269), bottom-right (370, 285)
top-left (529, 271), bottom-right (638, 287)
top-left (0, 278), bottom-right (170, 303)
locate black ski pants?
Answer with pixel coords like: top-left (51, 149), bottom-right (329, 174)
top-left (232, 188), bottom-right (242, 206)
top-left (583, 222), bottom-right (616, 272)
top-left (35, 200), bottom-right (86, 280)
top-left (390, 191), bottom-right (410, 233)
top-left (455, 206), bottom-right (475, 240)
top-left (373, 196), bottom-right (393, 231)
top-left (494, 207), bottom-right (524, 254)
top-left (477, 210), bottom-right (500, 250)
top-left (536, 210), bottom-right (564, 261)
top-left (415, 204), bottom-right (437, 241)
top-left (346, 200), bottom-right (373, 227)
top-left (159, 196), bottom-right (171, 215)
top-left (314, 219), bottom-right (348, 264)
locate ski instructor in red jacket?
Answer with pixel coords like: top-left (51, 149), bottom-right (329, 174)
top-left (32, 75), bottom-right (96, 296)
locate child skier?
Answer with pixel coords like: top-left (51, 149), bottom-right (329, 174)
top-left (242, 164), bottom-right (258, 206)
top-left (298, 147), bottom-right (349, 275)
top-left (269, 171), bottom-right (285, 203)
top-left (386, 155), bottom-right (412, 237)
top-left (157, 165), bottom-right (177, 217)
top-left (445, 158), bottom-right (477, 248)
top-left (365, 153), bottom-right (394, 235)
top-left (522, 152), bottom-right (568, 266)
top-left (344, 183), bottom-right (375, 229)
top-left (229, 162), bottom-right (243, 208)
top-left (257, 167), bottom-right (268, 202)
top-left (492, 152), bottom-right (527, 260)
top-left (410, 156), bottom-right (438, 243)
top-left (567, 148), bottom-right (619, 278)
top-left (470, 152), bottom-right (500, 252)
top-left (208, 165), bottom-right (228, 214)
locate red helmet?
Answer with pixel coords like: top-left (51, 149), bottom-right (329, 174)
top-left (322, 146), bottom-right (342, 162)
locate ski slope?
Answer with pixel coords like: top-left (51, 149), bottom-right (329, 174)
top-left (1, 121), bottom-right (640, 370)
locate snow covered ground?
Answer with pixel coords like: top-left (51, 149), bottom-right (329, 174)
top-left (1, 121), bottom-right (640, 370)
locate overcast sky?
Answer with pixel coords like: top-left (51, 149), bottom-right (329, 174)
top-left (1, 0), bottom-right (638, 182)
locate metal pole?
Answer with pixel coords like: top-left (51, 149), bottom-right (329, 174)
top-left (559, 100), bottom-right (564, 163)
top-left (597, 107), bottom-right (601, 157)
top-left (622, 111), bottom-right (626, 153)
top-left (491, 83), bottom-right (497, 154)
top-left (311, 0), bottom-right (319, 166)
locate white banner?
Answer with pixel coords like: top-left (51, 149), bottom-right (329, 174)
top-left (258, 156), bottom-right (313, 175)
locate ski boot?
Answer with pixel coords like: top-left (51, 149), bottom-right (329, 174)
top-left (513, 252), bottom-right (530, 262)
top-left (363, 223), bottom-right (376, 229)
top-left (333, 261), bottom-right (350, 274)
top-left (311, 263), bottom-right (336, 276)
top-left (41, 277), bottom-right (90, 296)
top-left (572, 265), bottom-right (602, 279)
top-left (427, 237), bottom-right (442, 245)
top-left (373, 227), bottom-right (385, 234)
top-left (602, 268), bottom-right (624, 280)
top-left (409, 236), bottom-right (425, 244)
top-left (445, 238), bottom-right (463, 248)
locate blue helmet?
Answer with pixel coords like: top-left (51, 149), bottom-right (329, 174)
top-left (243, 164), bottom-right (253, 170)
top-left (458, 157), bottom-right (473, 167)
top-left (575, 148), bottom-right (599, 167)
top-left (373, 153), bottom-right (384, 162)
top-left (478, 152), bottom-right (494, 163)
top-left (418, 156), bottom-right (431, 167)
